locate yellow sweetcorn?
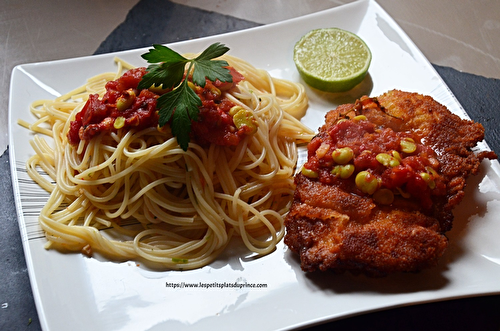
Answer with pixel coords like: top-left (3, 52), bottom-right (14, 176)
top-left (116, 89), bottom-right (136, 111)
top-left (301, 166), bottom-right (319, 178)
top-left (332, 147), bottom-right (354, 164)
top-left (420, 172), bottom-right (436, 189)
top-left (232, 108), bottom-right (257, 134)
top-left (114, 116), bottom-right (125, 129)
top-left (331, 164), bottom-right (355, 179)
top-left (355, 171), bottom-right (379, 195)
top-left (400, 137), bottom-right (416, 153)
top-left (376, 153), bottom-right (400, 168)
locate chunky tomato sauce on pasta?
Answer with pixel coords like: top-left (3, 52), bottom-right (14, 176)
top-left (68, 66), bottom-right (247, 147)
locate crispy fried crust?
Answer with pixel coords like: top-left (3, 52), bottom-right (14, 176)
top-left (284, 90), bottom-right (497, 276)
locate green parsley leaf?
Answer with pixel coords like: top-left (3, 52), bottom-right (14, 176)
top-left (141, 44), bottom-right (187, 64)
top-left (157, 79), bottom-right (202, 150)
top-left (191, 43), bottom-right (233, 86)
top-left (192, 59), bottom-right (232, 87)
top-left (138, 62), bottom-right (186, 90)
top-left (138, 43), bottom-right (232, 151)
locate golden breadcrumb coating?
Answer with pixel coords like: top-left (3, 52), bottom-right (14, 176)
top-left (284, 90), bottom-right (497, 276)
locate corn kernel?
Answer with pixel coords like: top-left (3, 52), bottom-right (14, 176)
top-left (301, 166), bottom-right (319, 178)
top-left (331, 164), bottom-right (355, 179)
top-left (376, 153), bottom-right (400, 167)
top-left (355, 171), bottom-right (379, 195)
top-left (400, 137), bottom-right (417, 153)
top-left (232, 109), bottom-right (257, 134)
top-left (116, 89), bottom-right (136, 111)
top-left (332, 147), bottom-right (354, 164)
top-left (420, 172), bottom-right (436, 189)
top-left (114, 116), bottom-right (125, 129)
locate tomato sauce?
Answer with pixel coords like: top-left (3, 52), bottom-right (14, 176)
top-left (302, 118), bottom-right (446, 210)
top-left (67, 66), bottom-right (247, 147)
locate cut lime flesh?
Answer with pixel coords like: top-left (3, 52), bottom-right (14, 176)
top-left (293, 28), bottom-right (372, 92)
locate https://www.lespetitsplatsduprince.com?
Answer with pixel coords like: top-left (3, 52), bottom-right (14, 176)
top-left (165, 281), bottom-right (268, 290)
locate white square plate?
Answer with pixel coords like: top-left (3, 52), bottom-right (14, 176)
top-left (9, 1), bottom-right (500, 330)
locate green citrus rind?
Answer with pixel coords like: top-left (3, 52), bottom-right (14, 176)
top-left (293, 28), bottom-right (372, 92)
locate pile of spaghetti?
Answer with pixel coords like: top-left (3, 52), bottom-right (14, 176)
top-left (19, 52), bottom-right (314, 270)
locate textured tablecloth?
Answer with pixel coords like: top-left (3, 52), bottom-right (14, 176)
top-left (2, 0), bottom-right (499, 330)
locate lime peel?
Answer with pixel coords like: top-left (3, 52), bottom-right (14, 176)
top-left (293, 28), bottom-right (372, 92)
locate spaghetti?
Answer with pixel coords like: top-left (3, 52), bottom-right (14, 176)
top-left (19, 53), bottom-right (314, 270)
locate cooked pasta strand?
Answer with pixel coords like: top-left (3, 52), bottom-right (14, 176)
top-left (21, 55), bottom-right (314, 270)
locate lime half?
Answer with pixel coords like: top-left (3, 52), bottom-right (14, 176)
top-left (293, 28), bottom-right (372, 92)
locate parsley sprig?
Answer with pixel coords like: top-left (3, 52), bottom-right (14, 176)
top-left (138, 43), bottom-right (233, 150)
